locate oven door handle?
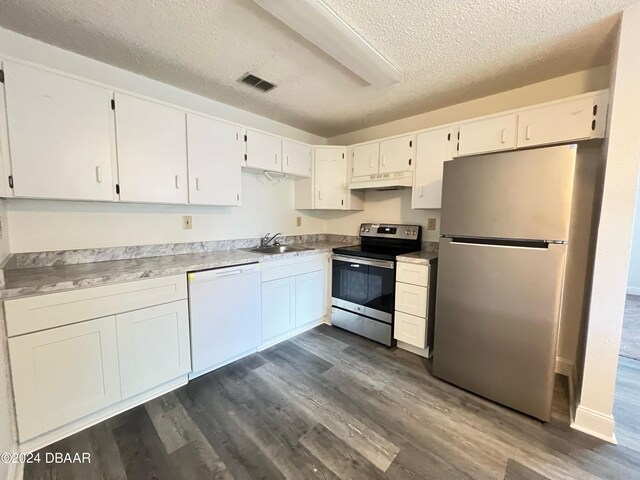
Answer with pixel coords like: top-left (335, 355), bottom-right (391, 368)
top-left (332, 255), bottom-right (395, 270)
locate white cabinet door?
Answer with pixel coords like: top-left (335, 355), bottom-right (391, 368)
top-left (412, 127), bottom-right (457, 209)
top-left (186, 113), bottom-right (242, 206)
top-left (114, 93), bottom-right (188, 204)
top-left (9, 316), bottom-right (121, 441)
top-left (517, 96), bottom-right (597, 148)
top-left (315, 147), bottom-right (347, 209)
top-left (116, 300), bottom-right (191, 399)
top-left (394, 311), bottom-right (427, 348)
top-left (245, 129), bottom-right (282, 171)
top-left (396, 263), bottom-right (430, 287)
top-left (352, 142), bottom-right (380, 177)
top-left (282, 140), bottom-right (312, 177)
top-left (379, 135), bottom-right (415, 174)
top-left (262, 277), bottom-right (296, 341)
top-left (458, 113), bottom-right (518, 156)
top-left (395, 282), bottom-right (428, 317)
top-left (295, 270), bottom-right (325, 327)
top-left (3, 61), bottom-right (115, 201)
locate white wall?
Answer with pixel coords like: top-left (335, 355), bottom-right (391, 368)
top-left (627, 177), bottom-right (640, 295)
top-left (573, 4), bottom-right (640, 442)
top-left (322, 189), bottom-right (440, 242)
top-left (7, 173), bottom-right (327, 252)
top-left (328, 67), bottom-right (611, 145)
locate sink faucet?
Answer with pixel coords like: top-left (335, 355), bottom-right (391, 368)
top-left (261, 232), bottom-right (282, 247)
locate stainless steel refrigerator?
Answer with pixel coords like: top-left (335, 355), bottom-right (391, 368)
top-left (432, 144), bottom-right (599, 421)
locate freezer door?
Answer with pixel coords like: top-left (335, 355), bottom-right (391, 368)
top-left (441, 145), bottom-right (576, 241)
top-left (432, 238), bottom-right (566, 421)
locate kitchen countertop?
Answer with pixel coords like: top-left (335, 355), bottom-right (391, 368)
top-left (0, 241), bottom-right (348, 300)
top-left (396, 250), bottom-right (439, 265)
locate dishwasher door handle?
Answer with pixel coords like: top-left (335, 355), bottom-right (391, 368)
top-left (216, 269), bottom-right (244, 278)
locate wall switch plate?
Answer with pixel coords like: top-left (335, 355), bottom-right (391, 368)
top-left (296, 216), bottom-right (302, 227)
top-left (182, 216), bottom-right (192, 230)
top-left (427, 218), bottom-right (437, 231)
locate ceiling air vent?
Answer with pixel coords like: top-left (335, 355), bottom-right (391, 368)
top-left (239, 73), bottom-right (276, 92)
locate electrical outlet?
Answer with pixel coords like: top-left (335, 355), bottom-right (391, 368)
top-left (296, 216), bottom-right (302, 227)
top-left (182, 216), bottom-right (192, 230)
top-left (427, 218), bottom-right (437, 231)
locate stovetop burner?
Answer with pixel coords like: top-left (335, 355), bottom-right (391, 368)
top-left (332, 223), bottom-right (422, 260)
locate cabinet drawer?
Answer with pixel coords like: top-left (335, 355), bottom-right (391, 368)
top-left (394, 311), bottom-right (427, 349)
top-left (396, 262), bottom-right (429, 287)
top-left (261, 254), bottom-right (325, 282)
top-left (395, 282), bottom-right (428, 317)
top-left (5, 275), bottom-right (187, 337)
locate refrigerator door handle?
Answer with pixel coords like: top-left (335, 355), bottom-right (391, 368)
top-left (443, 236), bottom-right (552, 249)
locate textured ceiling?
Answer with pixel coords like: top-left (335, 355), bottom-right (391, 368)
top-left (0, 0), bottom-right (636, 137)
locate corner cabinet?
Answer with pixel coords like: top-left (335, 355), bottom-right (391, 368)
top-left (294, 146), bottom-right (364, 210)
top-left (114, 93), bottom-right (188, 204)
top-left (2, 61), bottom-right (116, 201)
top-left (186, 113), bottom-right (242, 206)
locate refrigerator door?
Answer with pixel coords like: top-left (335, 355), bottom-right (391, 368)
top-left (432, 238), bottom-right (566, 421)
top-left (441, 145), bottom-right (576, 241)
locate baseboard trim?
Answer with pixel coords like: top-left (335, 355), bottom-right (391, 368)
top-left (572, 404), bottom-right (617, 443)
top-left (397, 341), bottom-right (431, 359)
top-left (627, 286), bottom-right (640, 296)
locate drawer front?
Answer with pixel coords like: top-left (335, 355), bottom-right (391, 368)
top-left (5, 274), bottom-right (187, 337)
top-left (394, 311), bottom-right (427, 348)
top-left (396, 262), bottom-right (429, 287)
top-left (261, 254), bottom-right (326, 282)
top-left (395, 282), bottom-right (428, 317)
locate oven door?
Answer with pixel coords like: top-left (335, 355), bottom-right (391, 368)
top-left (331, 255), bottom-right (395, 323)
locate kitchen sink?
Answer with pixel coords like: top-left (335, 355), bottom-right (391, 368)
top-left (245, 245), bottom-right (314, 254)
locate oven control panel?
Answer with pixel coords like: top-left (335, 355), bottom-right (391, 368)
top-left (359, 223), bottom-right (421, 240)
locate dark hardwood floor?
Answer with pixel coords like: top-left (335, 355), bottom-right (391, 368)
top-left (25, 325), bottom-right (640, 479)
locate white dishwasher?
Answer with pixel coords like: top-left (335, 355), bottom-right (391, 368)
top-left (188, 262), bottom-right (261, 379)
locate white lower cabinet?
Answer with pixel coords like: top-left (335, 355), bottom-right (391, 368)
top-left (262, 277), bottom-right (296, 341)
top-left (394, 311), bottom-right (427, 349)
top-left (9, 316), bottom-right (121, 442)
top-left (261, 255), bottom-right (327, 344)
top-left (295, 270), bottom-right (325, 327)
top-left (116, 300), bottom-right (191, 399)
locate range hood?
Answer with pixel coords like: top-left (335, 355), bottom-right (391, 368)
top-left (349, 171), bottom-right (413, 190)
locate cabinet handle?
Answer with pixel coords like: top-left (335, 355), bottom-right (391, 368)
top-left (382, 155), bottom-right (386, 166)
top-left (175, 175), bottom-right (181, 189)
top-left (95, 166), bottom-right (102, 183)
top-left (500, 128), bottom-right (507, 144)
top-left (286, 155), bottom-right (289, 166)
top-left (318, 190), bottom-right (322, 201)
top-left (275, 153), bottom-right (278, 165)
top-left (419, 186), bottom-right (424, 198)
top-left (369, 157), bottom-right (374, 169)
top-left (195, 177), bottom-right (200, 191)
top-left (525, 125), bottom-right (531, 141)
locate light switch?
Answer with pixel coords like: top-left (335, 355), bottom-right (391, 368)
top-left (427, 218), bottom-right (436, 231)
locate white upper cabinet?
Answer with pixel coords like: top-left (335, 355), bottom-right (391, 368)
top-left (457, 113), bottom-right (518, 157)
top-left (3, 61), bottom-right (115, 201)
top-left (245, 129), bottom-right (282, 171)
top-left (352, 141), bottom-right (380, 177)
top-left (186, 113), bottom-right (242, 206)
top-left (413, 127), bottom-right (458, 209)
top-left (379, 135), bottom-right (415, 174)
top-left (282, 140), bottom-right (312, 177)
top-left (315, 146), bottom-right (348, 209)
top-left (517, 95), bottom-right (604, 148)
top-left (114, 93), bottom-right (188, 204)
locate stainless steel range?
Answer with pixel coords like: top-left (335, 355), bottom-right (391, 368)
top-left (331, 223), bottom-right (422, 346)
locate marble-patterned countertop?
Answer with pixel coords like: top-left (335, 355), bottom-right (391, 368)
top-left (0, 241), bottom-right (349, 300)
top-left (396, 250), bottom-right (439, 265)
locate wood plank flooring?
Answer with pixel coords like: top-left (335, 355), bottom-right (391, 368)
top-left (25, 324), bottom-right (640, 479)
